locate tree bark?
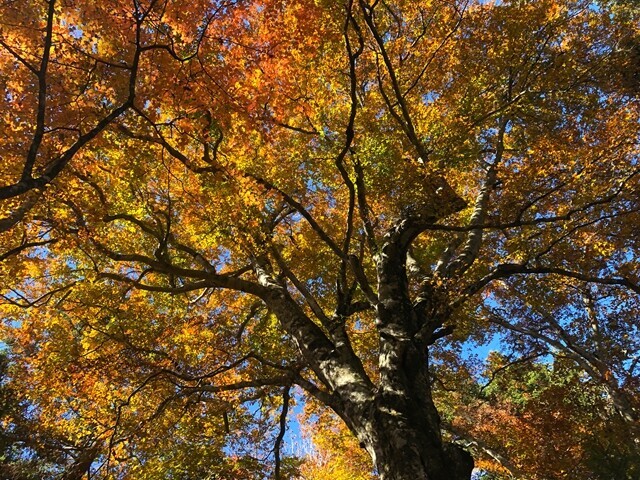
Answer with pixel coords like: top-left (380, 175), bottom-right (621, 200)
top-left (337, 368), bottom-right (474, 480)
top-left (366, 427), bottom-right (473, 480)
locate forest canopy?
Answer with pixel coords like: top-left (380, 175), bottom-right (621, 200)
top-left (0, 0), bottom-right (639, 479)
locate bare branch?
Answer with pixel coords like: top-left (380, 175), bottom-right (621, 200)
top-left (274, 384), bottom-right (291, 480)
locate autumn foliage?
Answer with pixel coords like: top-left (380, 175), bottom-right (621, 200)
top-left (0, 0), bottom-right (639, 479)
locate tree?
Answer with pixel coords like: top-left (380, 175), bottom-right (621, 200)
top-left (442, 353), bottom-right (640, 479)
top-left (0, 0), bottom-right (639, 478)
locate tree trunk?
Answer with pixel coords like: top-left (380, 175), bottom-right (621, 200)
top-left (336, 212), bottom-right (474, 480)
top-left (339, 396), bottom-right (473, 480)
top-left (335, 337), bottom-right (474, 480)
top-left (364, 415), bottom-right (473, 480)
top-left (260, 183), bottom-right (474, 478)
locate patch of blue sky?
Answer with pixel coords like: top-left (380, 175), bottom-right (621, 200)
top-left (422, 91), bottom-right (440, 106)
top-left (460, 331), bottom-right (504, 364)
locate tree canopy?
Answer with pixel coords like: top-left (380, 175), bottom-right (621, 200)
top-left (0, 0), bottom-right (639, 478)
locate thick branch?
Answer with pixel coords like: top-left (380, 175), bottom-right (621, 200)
top-left (423, 167), bottom-right (639, 235)
top-left (22, 0), bottom-right (56, 182)
top-left (253, 260), bottom-right (374, 406)
top-left (274, 384), bottom-right (291, 480)
top-left (93, 240), bottom-right (268, 297)
top-left (445, 119), bottom-right (506, 277)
